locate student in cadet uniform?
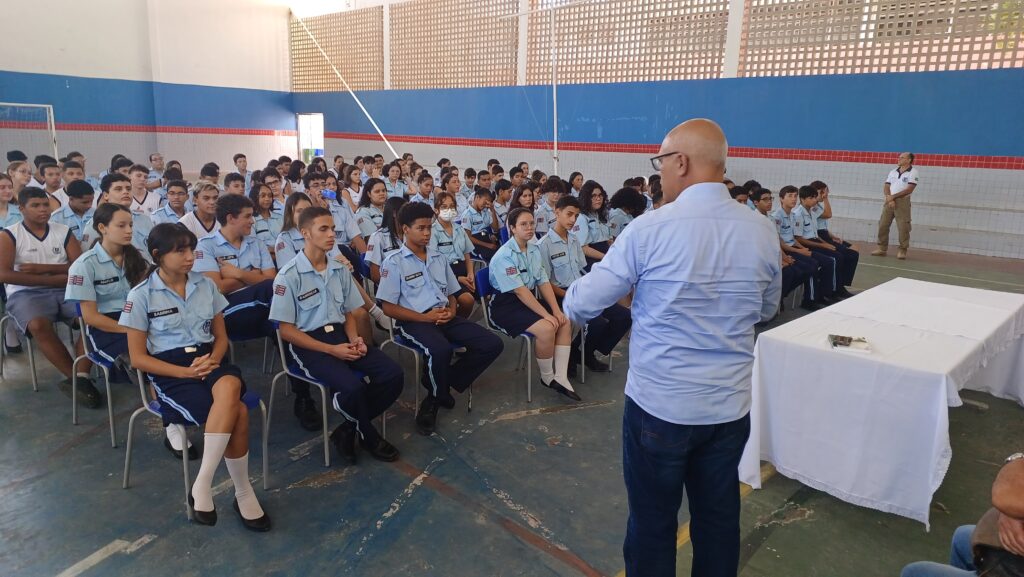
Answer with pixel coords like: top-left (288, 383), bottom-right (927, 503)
top-left (145, 153), bottom-right (164, 192)
top-left (457, 168), bottom-right (477, 213)
top-left (39, 162), bottom-right (65, 212)
top-left (261, 170), bottom-right (287, 213)
top-left (355, 177), bottom-right (387, 239)
top-left (810, 179), bottom-right (860, 280)
top-left (752, 189), bottom-right (814, 310)
top-left (434, 158), bottom-right (451, 187)
top-left (49, 180), bottom-right (94, 243)
top-left (0, 173), bottom-right (22, 228)
top-left (729, 185), bottom-right (750, 206)
top-left (574, 180), bottom-right (612, 266)
top-left (384, 163), bottom-right (408, 199)
top-left (7, 160), bottom-right (32, 202)
top-left (223, 173), bottom-right (246, 196)
top-left (270, 206), bottom-right (403, 463)
top-left (538, 195), bottom-right (631, 379)
top-left (429, 192), bottom-right (476, 318)
top-left (0, 186), bottom-right (102, 405)
top-left (508, 167), bottom-right (525, 190)
top-left (492, 179), bottom-right (513, 227)
top-left (92, 174), bottom-right (154, 258)
top-left (286, 160), bottom-right (306, 194)
top-left (152, 179), bottom-right (189, 225)
top-left (743, 179), bottom-right (762, 211)
top-left (793, 185), bottom-right (855, 298)
top-left (304, 172), bottom-right (368, 260)
top-left (59, 160), bottom-right (86, 199)
top-left (462, 186), bottom-right (499, 261)
top-left (128, 164), bottom-right (160, 216)
top-left (376, 202), bottom-right (503, 435)
top-left (607, 186), bottom-right (647, 242)
top-left (365, 197), bottom-right (408, 285)
top-left (476, 168), bottom-right (493, 195)
top-left (568, 172), bottom-right (584, 197)
top-left (410, 172), bottom-right (435, 205)
top-left (249, 182), bottom-right (283, 258)
top-left (488, 207), bottom-right (578, 401)
top-left (771, 185), bottom-right (834, 311)
top-left (192, 194), bottom-right (277, 348)
top-left (154, 166), bottom-right (181, 203)
top-left (509, 180), bottom-right (536, 213)
top-left (534, 176), bottom-right (564, 238)
top-left (341, 165), bottom-right (363, 211)
top-left (532, 169), bottom-right (547, 186)
top-left (490, 165), bottom-right (506, 186)
top-left (232, 153), bottom-right (252, 191)
top-left (177, 182), bottom-right (221, 241)
top-left (120, 223), bottom-right (271, 531)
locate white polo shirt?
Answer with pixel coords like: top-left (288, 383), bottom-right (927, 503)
top-left (885, 166), bottom-right (919, 196)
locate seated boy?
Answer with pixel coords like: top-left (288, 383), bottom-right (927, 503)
top-left (151, 179), bottom-right (189, 225)
top-left (457, 168), bottom-right (477, 212)
top-left (376, 202), bottom-right (503, 436)
top-left (492, 179), bottom-right (513, 228)
top-left (223, 172), bottom-right (246, 196)
top-left (810, 180), bottom-right (859, 287)
top-left (49, 180), bottom-right (95, 242)
top-left (752, 189), bottom-right (813, 309)
top-left (537, 196), bottom-right (631, 377)
top-left (793, 185), bottom-right (854, 298)
top-left (177, 183), bottom-right (221, 240)
top-left (270, 206), bottom-right (402, 463)
top-left (128, 164), bottom-right (161, 216)
top-left (91, 173), bottom-right (154, 257)
top-left (771, 186), bottom-right (834, 311)
top-left (0, 187), bottom-right (100, 406)
top-left (461, 187), bottom-right (500, 261)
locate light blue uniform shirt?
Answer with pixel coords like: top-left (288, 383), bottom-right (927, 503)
top-left (151, 204), bottom-right (187, 225)
top-left (409, 193), bottom-right (435, 205)
top-left (82, 210), bottom-right (153, 259)
top-left (85, 175), bottom-right (102, 193)
top-left (274, 228), bottom-right (341, 268)
top-left (376, 245), bottom-right (460, 313)
top-left (193, 231), bottom-right (274, 276)
top-left (572, 213), bottom-right (611, 246)
top-left (365, 229), bottom-right (403, 267)
top-left (65, 242), bottom-right (132, 313)
top-left (49, 205), bottom-right (94, 241)
top-left (355, 205), bottom-right (384, 238)
top-left (607, 208), bottom-right (633, 239)
top-left (489, 238), bottom-right (548, 293)
top-left (810, 203), bottom-right (830, 231)
top-left (792, 205), bottom-right (820, 240)
top-left (330, 202), bottom-right (362, 245)
top-left (461, 206), bottom-right (491, 235)
top-left (0, 204), bottom-right (22, 228)
top-left (536, 229), bottom-right (586, 289)
top-left (254, 211), bottom-right (285, 249)
top-left (384, 179), bottom-right (408, 199)
top-left (455, 190), bottom-right (473, 215)
top-left (360, 170), bottom-right (371, 185)
top-left (119, 271), bottom-right (228, 354)
top-left (563, 182), bottom-right (782, 425)
top-left (746, 198), bottom-right (756, 210)
top-left (429, 221), bottom-right (473, 264)
top-left (534, 202), bottom-right (557, 236)
top-left (269, 250), bottom-right (363, 332)
top-left (770, 207), bottom-right (798, 247)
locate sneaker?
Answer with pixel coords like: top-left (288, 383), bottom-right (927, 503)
top-left (896, 249), bottom-right (907, 260)
top-left (416, 396), bottom-right (439, 436)
top-left (59, 377), bottom-right (102, 409)
top-left (4, 343), bottom-right (22, 354)
top-left (294, 396), bottom-right (322, 432)
top-left (870, 249), bottom-right (887, 257)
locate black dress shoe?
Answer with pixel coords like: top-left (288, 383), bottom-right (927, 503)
top-left (542, 378), bottom-right (582, 402)
top-left (416, 396), bottom-right (439, 436)
top-left (836, 288), bottom-right (855, 299)
top-left (164, 437), bottom-right (199, 461)
top-left (4, 343), bottom-right (22, 354)
top-left (294, 396), bottom-right (322, 432)
top-left (361, 437), bottom-right (400, 462)
top-left (330, 423), bottom-right (358, 465)
top-left (233, 500), bottom-right (272, 532)
top-left (800, 301), bottom-right (823, 312)
top-left (187, 493), bottom-right (217, 526)
top-left (584, 356), bottom-right (610, 373)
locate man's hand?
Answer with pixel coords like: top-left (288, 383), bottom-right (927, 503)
top-left (782, 254), bottom-right (795, 266)
top-left (424, 308), bottom-right (450, 325)
top-left (350, 336), bottom-right (368, 357)
top-left (328, 343), bottom-right (362, 361)
top-left (998, 513), bottom-right (1024, 557)
top-left (458, 276), bottom-right (475, 291)
top-left (219, 263), bottom-right (244, 280)
top-left (796, 247), bottom-right (812, 257)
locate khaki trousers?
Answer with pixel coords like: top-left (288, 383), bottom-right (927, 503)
top-left (877, 196), bottom-right (912, 251)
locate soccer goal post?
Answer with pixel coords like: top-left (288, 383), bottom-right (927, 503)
top-left (0, 102), bottom-right (58, 161)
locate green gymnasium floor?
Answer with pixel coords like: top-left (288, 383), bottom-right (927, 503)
top-left (1, 246), bottom-right (1022, 577)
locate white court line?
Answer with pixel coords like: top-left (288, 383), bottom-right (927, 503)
top-left (859, 262), bottom-right (1024, 289)
top-left (55, 534), bottom-right (157, 577)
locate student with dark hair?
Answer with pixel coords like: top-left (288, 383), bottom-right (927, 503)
top-left (111, 157), bottom-right (134, 179)
top-left (6, 150), bottom-right (27, 163)
top-left (574, 180), bottom-right (612, 265)
top-left (153, 180), bottom-right (190, 225)
top-left (771, 186), bottom-right (834, 311)
top-left (365, 196), bottom-right (408, 285)
top-left (810, 180), bottom-right (852, 250)
top-left (60, 160), bottom-right (86, 198)
top-left (508, 167), bottom-right (524, 189)
top-left (223, 172), bottom-right (246, 196)
top-left (535, 176), bottom-right (564, 237)
top-left (490, 165), bottom-right (506, 186)
top-left (517, 161), bottom-right (529, 175)
top-left (729, 185), bottom-right (750, 206)
top-left (286, 160), bottom-right (307, 194)
top-left (376, 202), bottom-right (503, 435)
top-left (793, 185), bottom-right (855, 298)
top-left (177, 183), bottom-right (221, 241)
top-left (271, 206), bottom-right (403, 463)
top-left (356, 177), bottom-right (388, 239)
top-left (606, 187), bottom-right (647, 241)
top-left (410, 172), bottom-right (435, 205)
top-left (93, 173), bottom-right (154, 257)
top-left (476, 168), bottom-right (493, 194)
top-left (32, 155), bottom-right (58, 188)
top-left (49, 180), bottom-right (95, 242)
top-left (510, 181), bottom-right (536, 213)
top-left (531, 169), bottom-right (547, 187)
top-left (568, 172), bottom-right (584, 197)
top-left (492, 179), bottom-right (513, 227)
top-left (489, 207), bottom-right (577, 400)
top-left (37, 162), bottom-right (63, 211)
top-left (304, 172), bottom-right (368, 261)
top-left (199, 162), bottom-right (220, 184)
top-left (128, 164), bottom-right (160, 216)
top-left (341, 164), bottom-right (363, 211)
top-left (458, 168), bottom-right (477, 212)
top-left (121, 223), bottom-right (271, 530)
top-left (430, 192), bottom-right (477, 317)
top-left (250, 182), bottom-right (283, 258)
top-left (486, 159), bottom-right (500, 171)
top-left (330, 154), bottom-right (345, 178)
top-left (192, 195), bottom-right (277, 343)
top-left (538, 195), bottom-right (631, 377)
top-left (462, 187), bottom-right (499, 261)
top-left (232, 153), bottom-right (251, 190)
top-left (261, 170), bottom-right (285, 212)
top-left (751, 189), bottom-right (814, 310)
top-left (384, 163), bottom-right (408, 199)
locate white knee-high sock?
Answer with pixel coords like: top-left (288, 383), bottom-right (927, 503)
top-left (368, 304), bottom-right (391, 329)
top-left (191, 432), bottom-right (230, 512)
top-left (165, 425), bottom-right (192, 451)
top-left (537, 356), bottom-right (555, 384)
top-left (553, 345), bottom-right (575, 391)
top-left (224, 452), bottom-right (264, 520)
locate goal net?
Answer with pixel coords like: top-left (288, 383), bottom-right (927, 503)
top-left (0, 102), bottom-right (58, 162)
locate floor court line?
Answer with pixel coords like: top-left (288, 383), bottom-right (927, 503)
top-left (858, 262), bottom-right (1024, 289)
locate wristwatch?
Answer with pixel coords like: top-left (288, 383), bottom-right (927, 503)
top-left (1006, 452), bottom-right (1024, 463)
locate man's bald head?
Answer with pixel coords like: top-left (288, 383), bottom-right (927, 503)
top-left (658, 119), bottom-right (729, 204)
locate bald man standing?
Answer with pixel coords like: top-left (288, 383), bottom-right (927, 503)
top-left (564, 119), bottom-right (781, 577)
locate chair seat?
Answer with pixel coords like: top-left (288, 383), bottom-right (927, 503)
top-left (85, 351), bottom-right (117, 368)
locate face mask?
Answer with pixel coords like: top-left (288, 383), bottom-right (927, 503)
top-left (439, 208), bottom-right (458, 222)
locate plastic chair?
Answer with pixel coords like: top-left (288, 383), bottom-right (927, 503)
top-left (71, 303), bottom-right (118, 448)
top-left (268, 323), bottom-right (374, 467)
top-left (380, 322), bottom-right (473, 412)
top-left (475, 267), bottom-right (534, 403)
top-left (123, 368), bottom-right (269, 519)
top-left (499, 227), bottom-right (510, 244)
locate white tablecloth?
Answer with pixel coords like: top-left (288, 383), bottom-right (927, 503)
top-left (739, 278), bottom-right (1024, 527)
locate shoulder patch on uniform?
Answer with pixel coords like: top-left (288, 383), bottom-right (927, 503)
top-left (123, 301), bottom-right (133, 313)
top-left (367, 244), bottom-right (374, 251)
top-left (381, 268), bottom-right (389, 278)
top-left (68, 274), bottom-right (84, 286)
top-left (274, 284), bottom-right (286, 296)
top-left (194, 250), bottom-right (204, 259)
top-left (506, 266), bottom-right (518, 277)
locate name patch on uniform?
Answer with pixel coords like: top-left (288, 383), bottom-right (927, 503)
top-left (404, 272), bottom-right (423, 282)
top-left (551, 252), bottom-right (566, 260)
top-left (68, 275), bottom-right (84, 286)
top-left (298, 288), bottom-right (320, 301)
top-left (95, 276), bottom-right (119, 286)
top-left (438, 241), bottom-right (453, 247)
top-left (148, 307), bottom-right (179, 319)
top-left (217, 255), bottom-right (238, 262)
top-left (274, 284), bottom-right (287, 296)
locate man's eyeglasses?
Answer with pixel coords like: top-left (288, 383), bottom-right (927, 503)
top-left (650, 151), bottom-right (679, 171)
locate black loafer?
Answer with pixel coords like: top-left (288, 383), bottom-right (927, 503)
top-left (542, 379), bottom-right (582, 402)
top-left (187, 493), bottom-right (217, 526)
top-left (164, 437), bottom-right (199, 461)
top-left (416, 396), bottom-right (439, 436)
top-left (361, 437), bottom-right (400, 462)
top-left (233, 500), bottom-right (272, 532)
top-left (330, 423), bottom-right (358, 465)
top-left (584, 356), bottom-right (610, 372)
top-left (4, 343), bottom-right (22, 354)
top-left (800, 301), bottom-right (823, 312)
top-left (294, 396), bottom-right (322, 432)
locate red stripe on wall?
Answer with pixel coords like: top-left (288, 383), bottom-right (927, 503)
top-left (3, 121), bottom-right (1022, 170)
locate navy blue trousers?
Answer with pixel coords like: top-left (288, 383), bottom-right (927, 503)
top-left (224, 280), bottom-right (275, 341)
top-left (395, 317), bottom-right (503, 400)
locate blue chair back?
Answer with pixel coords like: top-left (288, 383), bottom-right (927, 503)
top-left (475, 267), bottom-right (494, 299)
top-left (359, 252), bottom-right (371, 278)
top-left (499, 227), bottom-right (510, 244)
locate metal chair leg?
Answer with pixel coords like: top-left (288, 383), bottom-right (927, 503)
top-left (579, 327), bottom-right (587, 384)
top-left (259, 400), bottom-right (269, 491)
top-left (27, 338), bottom-right (38, 391)
top-left (319, 386), bottom-right (330, 467)
top-left (526, 338), bottom-right (533, 403)
top-left (71, 355), bottom-right (84, 425)
top-left (101, 366), bottom-right (116, 448)
top-left (122, 407), bottom-right (147, 489)
top-left (179, 425), bottom-right (191, 520)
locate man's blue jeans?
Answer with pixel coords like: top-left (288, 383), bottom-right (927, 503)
top-left (901, 525), bottom-right (976, 577)
top-left (622, 396), bottom-right (751, 577)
